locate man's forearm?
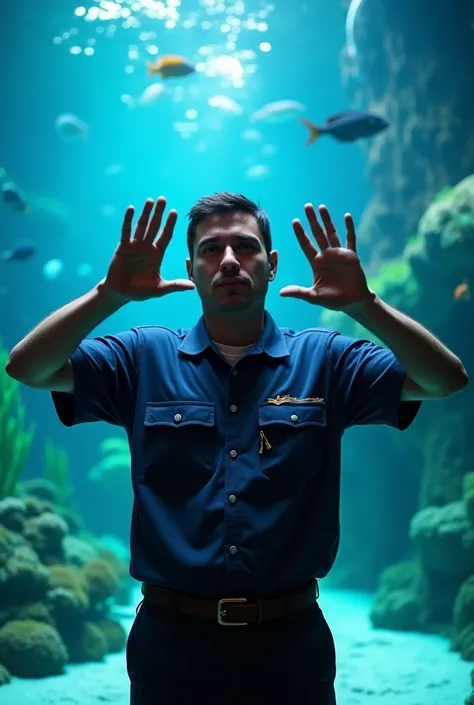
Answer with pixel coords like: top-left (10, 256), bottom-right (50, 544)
top-left (6, 282), bottom-right (126, 384)
top-left (346, 295), bottom-right (468, 396)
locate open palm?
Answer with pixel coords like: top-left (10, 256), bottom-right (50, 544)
top-left (104, 197), bottom-right (195, 302)
top-left (280, 203), bottom-right (373, 311)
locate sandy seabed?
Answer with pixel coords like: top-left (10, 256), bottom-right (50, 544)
top-left (0, 587), bottom-right (471, 705)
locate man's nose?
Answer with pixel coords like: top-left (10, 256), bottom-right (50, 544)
top-left (220, 247), bottom-right (240, 272)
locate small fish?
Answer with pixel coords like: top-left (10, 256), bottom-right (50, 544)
top-left (453, 280), bottom-right (470, 301)
top-left (1, 182), bottom-right (28, 212)
top-left (55, 113), bottom-right (88, 142)
top-left (300, 110), bottom-right (390, 145)
top-left (147, 55), bottom-right (196, 79)
top-left (137, 82), bottom-right (166, 106)
top-left (1, 242), bottom-right (37, 262)
top-left (208, 95), bottom-right (242, 115)
top-left (250, 100), bottom-right (306, 124)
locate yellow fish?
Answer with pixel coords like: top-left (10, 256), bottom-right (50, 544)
top-left (453, 280), bottom-right (470, 301)
top-left (146, 55), bottom-right (196, 79)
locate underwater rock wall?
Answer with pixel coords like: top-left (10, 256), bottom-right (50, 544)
top-left (341, 0), bottom-right (474, 264)
top-left (323, 175), bottom-right (474, 592)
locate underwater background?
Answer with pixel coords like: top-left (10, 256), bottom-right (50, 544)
top-left (0, 0), bottom-right (473, 703)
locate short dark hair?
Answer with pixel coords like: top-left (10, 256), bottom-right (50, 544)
top-left (186, 191), bottom-right (272, 258)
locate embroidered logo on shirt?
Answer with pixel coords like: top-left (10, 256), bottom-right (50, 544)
top-left (267, 394), bottom-right (325, 405)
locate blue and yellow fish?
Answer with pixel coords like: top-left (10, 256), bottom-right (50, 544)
top-left (301, 110), bottom-right (390, 145)
top-left (147, 55), bottom-right (196, 79)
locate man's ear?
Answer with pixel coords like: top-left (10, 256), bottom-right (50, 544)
top-left (185, 258), bottom-right (194, 282)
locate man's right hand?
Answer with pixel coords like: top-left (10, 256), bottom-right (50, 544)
top-left (102, 196), bottom-right (196, 303)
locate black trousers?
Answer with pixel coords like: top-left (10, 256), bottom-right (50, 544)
top-left (126, 597), bottom-right (337, 705)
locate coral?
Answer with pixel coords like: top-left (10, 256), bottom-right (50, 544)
top-left (369, 560), bottom-right (424, 630)
top-left (0, 344), bottom-right (35, 500)
top-left (409, 502), bottom-right (474, 580)
top-left (21, 478), bottom-right (57, 505)
top-left (454, 624), bottom-right (474, 662)
top-left (452, 576), bottom-right (474, 661)
top-left (370, 587), bottom-right (421, 631)
top-left (90, 537), bottom-right (132, 605)
top-left (0, 416), bottom-right (130, 686)
top-left (80, 558), bottom-right (119, 605)
top-left (23, 495), bottom-right (55, 519)
top-left (63, 534), bottom-right (98, 568)
top-left (0, 497), bottom-right (26, 533)
top-left (377, 559), bottom-right (421, 591)
top-left (0, 601), bottom-right (53, 629)
top-left (0, 620), bottom-right (68, 678)
top-left (0, 533), bottom-right (49, 606)
top-left (418, 413), bottom-right (472, 507)
top-left (47, 587), bottom-right (88, 632)
top-left (65, 621), bottom-right (108, 663)
top-left (0, 495), bottom-right (130, 685)
top-left (414, 175), bottom-right (474, 272)
top-left (96, 546), bottom-right (128, 580)
top-left (48, 565), bottom-right (89, 610)
top-left (94, 618), bottom-right (127, 653)
top-left (0, 664), bottom-right (11, 686)
top-left (23, 511), bottom-right (69, 565)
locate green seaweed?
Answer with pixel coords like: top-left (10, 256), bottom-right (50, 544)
top-left (44, 441), bottom-right (73, 508)
top-left (0, 343), bottom-right (35, 500)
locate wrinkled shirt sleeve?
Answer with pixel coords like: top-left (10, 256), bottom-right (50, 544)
top-left (51, 329), bottom-right (139, 428)
top-left (327, 332), bottom-right (421, 431)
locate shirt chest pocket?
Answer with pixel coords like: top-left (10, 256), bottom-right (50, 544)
top-left (143, 401), bottom-right (217, 497)
top-left (257, 403), bottom-right (327, 478)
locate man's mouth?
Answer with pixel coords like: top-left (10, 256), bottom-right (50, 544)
top-left (216, 278), bottom-right (248, 287)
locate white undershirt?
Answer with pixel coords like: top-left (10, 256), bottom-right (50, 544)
top-left (213, 341), bottom-right (254, 366)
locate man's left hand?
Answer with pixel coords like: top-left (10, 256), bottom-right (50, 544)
top-left (279, 204), bottom-right (374, 312)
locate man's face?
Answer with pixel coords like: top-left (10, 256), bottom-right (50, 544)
top-left (186, 211), bottom-right (278, 314)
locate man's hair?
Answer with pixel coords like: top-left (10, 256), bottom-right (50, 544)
top-left (186, 191), bottom-right (272, 258)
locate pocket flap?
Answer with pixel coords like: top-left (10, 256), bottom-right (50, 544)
top-left (144, 401), bottom-right (215, 428)
top-left (258, 403), bottom-right (326, 428)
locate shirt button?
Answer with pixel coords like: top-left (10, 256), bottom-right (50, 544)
top-left (174, 413), bottom-right (182, 423)
top-left (290, 414), bottom-right (298, 423)
top-left (229, 450), bottom-right (238, 459)
top-left (229, 545), bottom-right (238, 555)
top-left (232, 370), bottom-right (238, 376)
top-left (228, 494), bottom-right (236, 503)
top-left (229, 404), bottom-right (237, 413)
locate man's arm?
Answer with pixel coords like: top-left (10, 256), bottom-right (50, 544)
top-left (6, 282), bottom-right (126, 391)
top-left (346, 295), bottom-right (468, 400)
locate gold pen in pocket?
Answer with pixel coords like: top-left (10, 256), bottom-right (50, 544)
top-left (259, 429), bottom-right (272, 455)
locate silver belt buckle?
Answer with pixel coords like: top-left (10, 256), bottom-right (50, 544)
top-left (217, 597), bottom-right (248, 625)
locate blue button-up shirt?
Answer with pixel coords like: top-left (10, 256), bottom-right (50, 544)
top-left (52, 311), bottom-right (420, 598)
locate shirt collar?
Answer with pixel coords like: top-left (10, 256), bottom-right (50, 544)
top-left (178, 311), bottom-right (289, 359)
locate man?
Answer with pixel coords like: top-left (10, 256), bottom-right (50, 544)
top-left (6, 192), bottom-right (467, 705)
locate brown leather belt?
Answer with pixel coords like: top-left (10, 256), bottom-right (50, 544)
top-left (141, 579), bottom-right (319, 626)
